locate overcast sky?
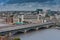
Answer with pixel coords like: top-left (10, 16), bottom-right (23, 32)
top-left (0, 0), bottom-right (60, 11)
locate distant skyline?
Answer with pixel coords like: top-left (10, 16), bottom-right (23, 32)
top-left (0, 0), bottom-right (60, 11)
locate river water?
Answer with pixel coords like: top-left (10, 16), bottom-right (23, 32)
top-left (13, 28), bottom-right (60, 40)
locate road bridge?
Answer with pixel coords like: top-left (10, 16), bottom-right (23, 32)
top-left (0, 22), bottom-right (55, 36)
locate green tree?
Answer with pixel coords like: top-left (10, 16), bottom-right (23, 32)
top-left (13, 38), bottom-right (21, 40)
top-left (45, 14), bottom-right (50, 17)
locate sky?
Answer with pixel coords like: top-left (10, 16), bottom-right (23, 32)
top-left (0, 0), bottom-right (60, 11)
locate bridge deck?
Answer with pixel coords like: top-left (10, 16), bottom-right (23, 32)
top-left (0, 22), bottom-right (54, 32)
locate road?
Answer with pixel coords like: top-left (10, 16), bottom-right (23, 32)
top-left (0, 22), bottom-right (55, 32)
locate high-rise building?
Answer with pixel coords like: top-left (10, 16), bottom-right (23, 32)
top-left (36, 9), bottom-right (43, 14)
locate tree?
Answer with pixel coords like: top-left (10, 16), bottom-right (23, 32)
top-left (45, 14), bottom-right (50, 17)
top-left (13, 38), bottom-right (21, 40)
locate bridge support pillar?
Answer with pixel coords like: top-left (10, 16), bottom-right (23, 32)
top-left (24, 30), bottom-right (27, 34)
top-left (36, 27), bottom-right (39, 30)
top-left (46, 25), bottom-right (49, 28)
top-left (8, 32), bottom-right (12, 36)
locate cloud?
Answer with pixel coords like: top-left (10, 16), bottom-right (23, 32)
top-left (0, 0), bottom-right (9, 5)
top-left (0, 0), bottom-right (56, 5)
top-left (0, 0), bottom-right (60, 11)
top-left (0, 2), bottom-right (59, 11)
top-left (5, 0), bottom-right (54, 4)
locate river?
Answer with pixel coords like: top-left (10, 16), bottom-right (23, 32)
top-left (13, 28), bottom-right (60, 40)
